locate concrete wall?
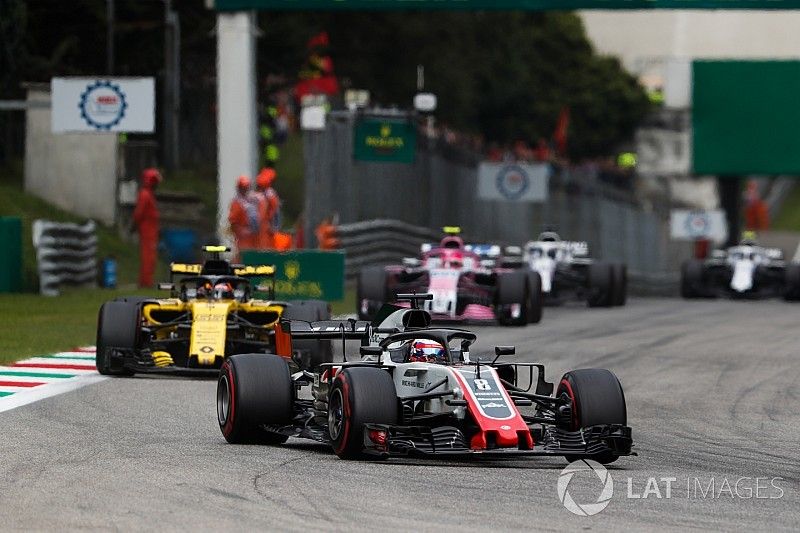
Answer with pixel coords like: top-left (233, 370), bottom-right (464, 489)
top-left (24, 87), bottom-right (118, 225)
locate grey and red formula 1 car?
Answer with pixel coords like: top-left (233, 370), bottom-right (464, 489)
top-left (216, 294), bottom-right (634, 463)
top-left (357, 231), bottom-right (542, 326)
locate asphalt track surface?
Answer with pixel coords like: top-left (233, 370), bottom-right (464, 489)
top-left (1, 298), bottom-right (798, 531)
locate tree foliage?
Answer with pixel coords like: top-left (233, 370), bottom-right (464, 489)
top-left (259, 11), bottom-right (649, 158)
top-left (1, 2), bottom-right (648, 159)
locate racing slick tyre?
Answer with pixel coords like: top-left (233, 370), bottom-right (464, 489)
top-left (217, 354), bottom-right (292, 445)
top-left (557, 369), bottom-right (627, 465)
top-left (282, 300), bottom-right (333, 369)
top-left (328, 367), bottom-right (398, 460)
top-left (357, 267), bottom-right (388, 321)
top-left (610, 263), bottom-right (627, 307)
top-left (526, 271), bottom-right (543, 324)
top-left (496, 271), bottom-right (529, 326)
top-left (783, 263), bottom-right (800, 301)
top-left (95, 301), bottom-right (138, 376)
top-left (681, 259), bottom-right (707, 299)
top-left (587, 263), bottom-right (614, 308)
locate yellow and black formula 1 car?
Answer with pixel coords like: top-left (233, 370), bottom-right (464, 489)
top-left (96, 246), bottom-right (331, 376)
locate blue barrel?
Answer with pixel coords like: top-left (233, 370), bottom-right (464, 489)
top-left (102, 257), bottom-right (117, 288)
top-left (161, 228), bottom-right (198, 263)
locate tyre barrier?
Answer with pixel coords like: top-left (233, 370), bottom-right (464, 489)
top-left (32, 219), bottom-right (98, 296)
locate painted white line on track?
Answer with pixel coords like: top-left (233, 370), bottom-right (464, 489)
top-left (18, 357), bottom-right (98, 367)
top-left (0, 348), bottom-right (105, 413)
top-left (0, 374), bottom-right (107, 414)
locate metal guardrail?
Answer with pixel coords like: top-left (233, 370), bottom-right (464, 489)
top-left (336, 219), bottom-right (442, 279)
top-left (32, 220), bottom-right (97, 296)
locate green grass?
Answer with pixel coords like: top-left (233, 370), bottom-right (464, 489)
top-left (772, 185), bottom-right (800, 231)
top-left (0, 287), bottom-right (151, 365)
top-left (0, 287), bottom-right (355, 365)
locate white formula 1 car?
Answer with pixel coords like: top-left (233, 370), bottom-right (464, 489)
top-left (681, 237), bottom-right (800, 299)
top-left (504, 232), bottom-right (627, 307)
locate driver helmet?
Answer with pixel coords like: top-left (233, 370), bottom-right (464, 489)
top-left (213, 282), bottom-right (234, 299)
top-left (409, 340), bottom-right (447, 364)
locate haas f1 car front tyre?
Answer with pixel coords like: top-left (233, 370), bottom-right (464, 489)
top-left (328, 367), bottom-right (399, 460)
top-left (557, 368), bottom-right (627, 464)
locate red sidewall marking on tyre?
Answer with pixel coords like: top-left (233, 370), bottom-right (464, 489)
top-left (559, 378), bottom-right (579, 430)
top-left (221, 362), bottom-right (237, 438)
top-left (333, 374), bottom-right (351, 455)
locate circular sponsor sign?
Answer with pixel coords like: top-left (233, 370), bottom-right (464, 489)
top-left (495, 165), bottom-right (530, 200)
top-left (79, 80), bottom-right (128, 130)
top-left (684, 210), bottom-right (711, 238)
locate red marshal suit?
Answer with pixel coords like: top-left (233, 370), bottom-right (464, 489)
top-left (133, 168), bottom-right (162, 287)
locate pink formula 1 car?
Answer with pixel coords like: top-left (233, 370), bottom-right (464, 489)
top-left (357, 232), bottom-right (542, 326)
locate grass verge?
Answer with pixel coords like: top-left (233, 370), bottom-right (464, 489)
top-left (0, 287), bottom-right (356, 365)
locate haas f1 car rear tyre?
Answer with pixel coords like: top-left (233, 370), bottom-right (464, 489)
top-left (328, 367), bottom-right (398, 459)
top-left (557, 368), bottom-right (627, 464)
top-left (96, 301), bottom-right (138, 376)
top-left (357, 267), bottom-right (389, 321)
top-left (282, 300), bottom-right (333, 369)
top-left (217, 354), bottom-right (292, 445)
top-left (587, 263), bottom-right (614, 308)
top-left (611, 263), bottom-right (627, 306)
top-left (526, 271), bottom-right (543, 324)
top-left (496, 271), bottom-right (529, 326)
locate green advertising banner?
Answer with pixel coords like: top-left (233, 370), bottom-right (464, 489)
top-left (693, 61), bottom-right (800, 175)
top-left (216, 0), bottom-right (800, 11)
top-left (241, 250), bottom-right (345, 301)
top-left (353, 118), bottom-right (416, 163)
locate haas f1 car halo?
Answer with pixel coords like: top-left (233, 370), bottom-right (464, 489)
top-left (217, 294), bottom-right (634, 463)
top-left (357, 228), bottom-right (543, 326)
top-left (95, 246), bottom-right (332, 376)
top-left (504, 232), bottom-right (627, 307)
top-left (681, 235), bottom-right (800, 299)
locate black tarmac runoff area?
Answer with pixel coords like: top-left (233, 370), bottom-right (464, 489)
top-left (1, 298), bottom-right (798, 531)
